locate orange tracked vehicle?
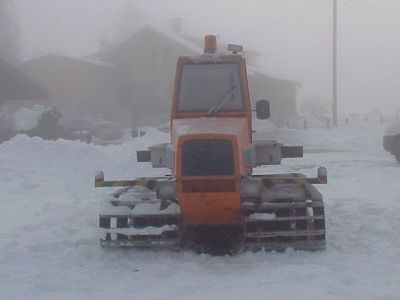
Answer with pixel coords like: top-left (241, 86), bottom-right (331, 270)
top-left (96, 35), bottom-right (327, 253)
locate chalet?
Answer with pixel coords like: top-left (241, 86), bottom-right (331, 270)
top-left (21, 55), bottom-right (116, 123)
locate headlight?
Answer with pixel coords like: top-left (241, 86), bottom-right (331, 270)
top-left (157, 180), bottom-right (176, 200)
top-left (95, 171), bottom-right (104, 182)
top-left (241, 178), bottom-right (262, 197)
top-left (317, 166), bottom-right (327, 178)
top-left (317, 167), bottom-right (328, 183)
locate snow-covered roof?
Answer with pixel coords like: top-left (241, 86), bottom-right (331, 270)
top-left (73, 56), bottom-right (115, 68)
top-left (24, 54), bottom-right (115, 68)
top-left (97, 24), bottom-right (203, 58)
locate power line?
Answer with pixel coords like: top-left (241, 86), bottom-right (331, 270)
top-left (228, 0), bottom-right (328, 41)
top-left (346, 0), bottom-right (400, 15)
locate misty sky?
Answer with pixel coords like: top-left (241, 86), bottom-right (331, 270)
top-left (13, 0), bottom-right (400, 116)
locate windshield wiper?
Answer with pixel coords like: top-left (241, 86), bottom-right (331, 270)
top-left (207, 72), bottom-right (237, 116)
top-left (207, 86), bottom-right (237, 116)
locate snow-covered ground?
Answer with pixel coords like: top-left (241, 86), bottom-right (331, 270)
top-left (1, 123), bottom-right (400, 300)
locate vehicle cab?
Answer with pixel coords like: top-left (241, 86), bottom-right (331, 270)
top-left (169, 36), bottom-right (259, 225)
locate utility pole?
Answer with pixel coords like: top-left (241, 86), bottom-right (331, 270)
top-left (332, 0), bottom-right (338, 126)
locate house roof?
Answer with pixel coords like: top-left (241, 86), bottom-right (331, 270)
top-left (0, 56), bottom-right (48, 102)
top-left (23, 54), bottom-right (115, 68)
top-left (96, 25), bottom-right (203, 59)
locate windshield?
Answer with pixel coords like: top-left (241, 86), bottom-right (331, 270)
top-left (177, 63), bottom-right (243, 112)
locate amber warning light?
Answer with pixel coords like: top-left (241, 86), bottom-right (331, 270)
top-left (204, 35), bottom-right (217, 54)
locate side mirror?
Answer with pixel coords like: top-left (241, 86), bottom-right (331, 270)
top-left (256, 100), bottom-right (270, 120)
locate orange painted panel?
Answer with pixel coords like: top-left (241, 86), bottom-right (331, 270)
top-left (179, 190), bottom-right (242, 226)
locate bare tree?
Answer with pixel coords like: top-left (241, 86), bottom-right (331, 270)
top-left (98, 34), bottom-right (110, 51)
top-left (301, 99), bottom-right (329, 123)
top-left (0, 0), bottom-right (20, 63)
top-left (115, 3), bottom-right (146, 39)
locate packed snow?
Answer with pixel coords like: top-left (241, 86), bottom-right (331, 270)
top-left (99, 225), bottom-right (177, 236)
top-left (248, 212), bottom-right (276, 220)
top-left (1, 121), bottom-right (400, 300)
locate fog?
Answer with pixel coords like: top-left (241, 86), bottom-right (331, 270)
top-left (13, 0), bottom-right (400, 116)
top-left (3, 2), bottom-right (400, 297)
